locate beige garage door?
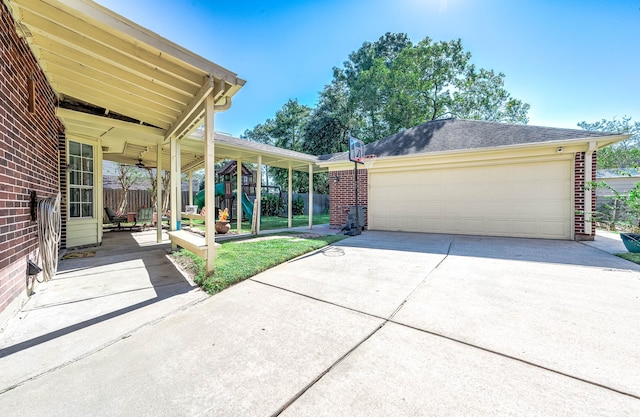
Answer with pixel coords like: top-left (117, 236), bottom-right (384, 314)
top-left (368, 160), bottom-right (571, 239)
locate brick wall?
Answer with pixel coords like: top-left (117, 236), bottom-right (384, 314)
top-left (0, 2), bottom-right (62, 318)
top-left (574, 151), bottom-right (597, 239)
top-left (329, 168), bottom-right (368, 228)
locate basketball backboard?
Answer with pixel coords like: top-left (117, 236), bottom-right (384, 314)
top-left (349, 137), bottom-right (365, 163)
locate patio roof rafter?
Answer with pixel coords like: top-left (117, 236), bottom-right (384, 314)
top-left (164, 76), bottom-right (224, 142)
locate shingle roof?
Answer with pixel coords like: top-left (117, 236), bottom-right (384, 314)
top-left (214, 133), bottom-right (318, 162)
top-left (318, 118), bottom-right (620, 162)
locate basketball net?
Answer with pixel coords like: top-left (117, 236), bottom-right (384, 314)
top-left (362, 155), bottom-right (377, 170)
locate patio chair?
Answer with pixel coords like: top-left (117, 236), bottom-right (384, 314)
top-left (104, 207), bottom-right (128, 230)
top-left (137, 207), bottom-right (153, 231)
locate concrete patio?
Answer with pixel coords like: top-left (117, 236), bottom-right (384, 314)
top-left (1, 229), bottom-right (639, 416)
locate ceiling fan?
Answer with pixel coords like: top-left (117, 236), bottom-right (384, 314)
top-left (135, 158), bottom-right (156, 169)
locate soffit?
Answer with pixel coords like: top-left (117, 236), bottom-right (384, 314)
top-left (6, 0), bottom-right (245, 140)
top-left (57, 108), bottom-right (325, 173)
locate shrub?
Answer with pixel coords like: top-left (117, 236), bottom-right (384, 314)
top-left (261, 194), bottom-right (284, 216)
top-left (292, 196), bottom-right (305, 215)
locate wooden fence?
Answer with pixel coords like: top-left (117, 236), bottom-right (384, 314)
top-left (103, 189), bottom-right (154, 213)
top-left (103, 189), bottom-right (329, 215)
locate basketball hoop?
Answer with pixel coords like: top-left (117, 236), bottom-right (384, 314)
top-left (361, 154), bottom-right (377, 170)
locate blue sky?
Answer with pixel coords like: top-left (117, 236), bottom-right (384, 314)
top-left (95, 0), bottom-right (640, 137)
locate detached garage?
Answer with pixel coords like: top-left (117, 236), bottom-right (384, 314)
top-left (320, 118), bottom-right (628, 240)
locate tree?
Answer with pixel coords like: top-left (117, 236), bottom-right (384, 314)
top-left (336, 32), bottom-right (412, 143)
top-left (271, 99), bottom-right (311, 151)
top-left (382, 37), bottom-right (530, 133)
top-left (302, 79), bottom-right (352, 156)
top-left (578, 116), bottom-right (640, 169)
top-left (145, 168), bottom-right (171, 213)
top-left (116, 164), bottom-right (144, 213)
top-left (243, 33), bottom-right (531, 193)
top-left (450, 67), bottom-right (530, 123)
top-left (243, 99), bottom-right (313, 192)
top-left (241, 121), bottom-right (275, 146)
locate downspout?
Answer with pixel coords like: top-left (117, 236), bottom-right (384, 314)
top-left (584, 141), bottom-right (596, 237)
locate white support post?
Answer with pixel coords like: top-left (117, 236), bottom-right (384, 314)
top-left (170, 136), bottom-right (178, 232)
top-left (176, 139), bottom-right (182, 221)
top-left (585, 141), bottom-right (596, 236)
top-left (308, 163), bottom-right (313, 229)
top-left (236, 158), bottom-right (242, 233)
top-left (256, 155), bottom-right (262, 233)
top-left (288, 163), bottom-right (292, 229)
top-left (156, 142), bottom-right (163, 243)
top-left (188, 170), bottom-right (193, 228)
top-left (188, 170), bottom-right (193, 205)
top-left (204, 93), bottom-right (217, 272)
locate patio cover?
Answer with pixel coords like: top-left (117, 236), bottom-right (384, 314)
top-left (6, 0), bottom-right (312, 272)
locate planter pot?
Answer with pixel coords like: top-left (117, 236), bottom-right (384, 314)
top-left (620, 233), bottom-right (640, 253)
top-left (215, 221), bottom-right (230, 234)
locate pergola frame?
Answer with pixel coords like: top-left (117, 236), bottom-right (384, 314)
top-left (6, 0), bottom-right (325, 273)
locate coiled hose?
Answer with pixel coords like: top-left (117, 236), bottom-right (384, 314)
top-left (36, 193), bottom-right (61, 282)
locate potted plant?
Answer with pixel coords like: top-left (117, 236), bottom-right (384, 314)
top-left (215, 208), bottom-right (230, 234)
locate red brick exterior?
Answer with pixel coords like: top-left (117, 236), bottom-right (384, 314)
top-left (0, 2), bottom-right (62, 318)
top-left (329, 167), bottom-right (368, 228)
top-left (574, 151), bottom-right (597, 239)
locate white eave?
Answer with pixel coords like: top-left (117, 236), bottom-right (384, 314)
top-left (316, 134), bottom-right (632, 170)
top-left (6, 0), bottom-right (245, 144)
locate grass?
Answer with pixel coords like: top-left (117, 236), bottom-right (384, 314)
top-left (172, 232), bottom-right (347, 294)
top-left (183, 214), bottom-right (330, 232)
top-left (615, 252), bottom-right (640, 264)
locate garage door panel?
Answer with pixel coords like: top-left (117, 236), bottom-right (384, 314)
top-left (538, 221), bottom-right (570, 238)
top-left (486, 220), bottom-right (512, 234)
top-left (421, 218), bottom-right (443, 231)
top-left (511, 221), bottom-right (538, 235)
top-left (369, 161), bottom-right (571, 239)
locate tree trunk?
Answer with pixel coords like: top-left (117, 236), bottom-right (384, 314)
top-left (117, 189), bottom-right (127, 213)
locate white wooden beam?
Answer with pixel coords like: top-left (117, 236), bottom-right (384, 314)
top-left (188, 171), bottom-right (193, 206)
top-left (256, 155), bottom-right (262, 234)
top-left (308, 163), bottom-right (313, 229)
top-left (164, 76), bottom-right (222, 142)
top-left (204, 93), bottom-right (217, 272)
top-left (156, 142), bottom-right (163, 243)
top-left (236, 158), bottom-right (242, 234)
top-left (288, 163), bottom-right (292, 229)
top-left (39, 0), bottom-right (244, 84)
top-left (170, 136), bottom-right (179, 243)
top-left (19, 3), bottom-right (203, 82)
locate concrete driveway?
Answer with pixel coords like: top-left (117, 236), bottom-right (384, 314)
top-left (1, 231), bottom-right (639, 416)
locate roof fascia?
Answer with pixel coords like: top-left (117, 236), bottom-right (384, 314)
top-left (57, 0), bottom-right (244, 85)
top-left (317, 134), bottom-right (632, 170)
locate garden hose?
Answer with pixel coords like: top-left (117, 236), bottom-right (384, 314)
top-left (36, 193), bottom-right (61, 282)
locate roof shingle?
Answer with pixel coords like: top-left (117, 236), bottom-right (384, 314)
top-left (318, 118), bottom-right (619, 162)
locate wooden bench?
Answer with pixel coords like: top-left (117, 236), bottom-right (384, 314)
top-left (180, 212), bottom-right (205, 221)
top-left (167, 230), bottom-right (220, 259)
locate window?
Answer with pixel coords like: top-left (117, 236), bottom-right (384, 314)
top-left (68, 141), bottom-right (94, 218)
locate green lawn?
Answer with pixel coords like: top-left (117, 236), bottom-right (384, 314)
top-left (616, 252), bottom-right (640, 264)
top-left (182, 214), bottom-right (330, 232)
top-left (172, 232), bottom-right (347, 294)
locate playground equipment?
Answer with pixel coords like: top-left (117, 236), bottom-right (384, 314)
top-left (193, 183), bottom-right (255, 223)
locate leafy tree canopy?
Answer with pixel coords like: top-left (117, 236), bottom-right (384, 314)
top-left (242, 33), bottom-right (531, 192)
top-left (578, 116), bottom-right (640, 169)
